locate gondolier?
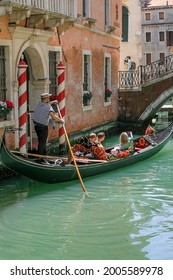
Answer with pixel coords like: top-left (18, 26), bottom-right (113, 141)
top-left (33, 92), bottom-right (64, 155)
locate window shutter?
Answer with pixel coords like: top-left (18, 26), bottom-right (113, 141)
top-left (122, 6), bottom-right (128, 42)
top-left (166, 31), bottom-right (170, 46)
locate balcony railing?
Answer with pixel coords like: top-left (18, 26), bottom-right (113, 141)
top-left (0, 0), bottom-right (77, 17)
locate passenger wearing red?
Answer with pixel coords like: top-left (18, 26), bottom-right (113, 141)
top-left (145, 124), bottom-right (156, 136)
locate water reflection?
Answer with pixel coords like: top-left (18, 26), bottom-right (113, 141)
top-left (0, 176), bottom-right (31, 209)
top-left (0, 137), bottom-right (173, 260)
top-left (0, 175), bottom-right (76, 209)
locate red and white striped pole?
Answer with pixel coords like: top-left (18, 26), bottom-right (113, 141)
top-left (18, 55), bottom-right (28, 153)
top-left (57, 61), bottom-right (66, 150)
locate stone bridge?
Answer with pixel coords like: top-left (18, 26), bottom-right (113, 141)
top-left (118, 54), bottom-right (173, 125)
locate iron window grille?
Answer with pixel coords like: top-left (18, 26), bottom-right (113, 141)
top-left (0, 46), bottom-right (6, 101)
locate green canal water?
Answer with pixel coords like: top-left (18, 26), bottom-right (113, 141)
top-left (0, 134), bottom-right (173, 260)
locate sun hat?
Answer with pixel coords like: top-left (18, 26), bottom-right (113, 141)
top-left (40, 93), bottom-right (51, 99)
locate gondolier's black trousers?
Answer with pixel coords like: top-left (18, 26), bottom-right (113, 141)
top-left (34, 123), bottom-right (48, 155)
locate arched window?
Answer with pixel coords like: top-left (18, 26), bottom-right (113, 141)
top-left (122, 6), bottom-right (129, 42)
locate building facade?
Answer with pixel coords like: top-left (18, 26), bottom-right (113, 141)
top-left (0, 0), bottom-right (122, 148)
top-left (142, 0), bottom-right (173, 65)
top-left (120, 0), bottom-right (142, 69)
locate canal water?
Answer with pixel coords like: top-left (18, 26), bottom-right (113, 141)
top-left (0, 133), bottom-right (173, 260)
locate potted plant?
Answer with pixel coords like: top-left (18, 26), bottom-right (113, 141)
top-left (0, 100), bottom-right (14, 120)
top-left (105, 88), bottom-right (112, 102)
top-left (83, 91), bottom-right (92, 106)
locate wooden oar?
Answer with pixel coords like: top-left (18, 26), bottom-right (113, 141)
top-left (11, 150), bottom-right (107, 163)
top-left (57, 105), bottom-right (88, 196)
top-left (11, 150), bottom-right (59, 159)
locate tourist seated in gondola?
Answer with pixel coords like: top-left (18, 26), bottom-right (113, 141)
top-left (110, 131), bottom-right (133, 157)
top-left (72, 134), bottom-right (108, 161)
top-left (97, 132), bottom-right (105, 148)
top-left (89, 132), bottom-right (98, 145)
top-left (145, 124), bottom-right (156, 136)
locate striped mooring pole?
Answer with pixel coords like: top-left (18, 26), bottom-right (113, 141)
top-left (57, 61), bottom-right (66, 150)
top-left (18, 56), bottom-right (28, 153)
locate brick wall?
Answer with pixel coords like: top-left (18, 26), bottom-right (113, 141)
top-left (61, 26), bottom-right (119, 133)
top-left (118, 75), bottom-right (173, 122)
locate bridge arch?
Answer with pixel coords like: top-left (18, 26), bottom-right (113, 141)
top-left (138, 86), bottom-right (173, 122)
top-left (118, 53), bottom-right (173, 124)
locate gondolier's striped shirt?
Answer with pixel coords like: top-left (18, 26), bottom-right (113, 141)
top-left (33, 102), bottom-right (54, 126)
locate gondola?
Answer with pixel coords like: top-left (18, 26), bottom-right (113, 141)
top-left (0, 124), bottom-right (173, 184)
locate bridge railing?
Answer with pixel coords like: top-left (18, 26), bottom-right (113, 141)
top-left (140, 54), bottom-right (173, 84)
top-left (118, 70), bottom-right (141, 90)
top-left (119, 54), bottom-right (173, 90)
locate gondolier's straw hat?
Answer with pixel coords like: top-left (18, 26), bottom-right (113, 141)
top-left (40, 93), bottom-right (51, 99)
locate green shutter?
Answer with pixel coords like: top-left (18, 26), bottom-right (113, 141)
top-left (122, 6), bottom-right (128, 42)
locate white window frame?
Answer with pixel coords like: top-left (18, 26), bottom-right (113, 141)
top-left (1, 44), bottom-right (13, 106)
top-left (146, 31), bottom-right (151, 42)
top-left (105, 0), bottom-right (110, 26)
top-left (145, 12), bottom-right (151, 22)
top-left (66, 0), bottom-right (76, 17)
top-left (159, 31), bottom-right (165, 42)
top-left (82, 0), bottom-right (90, 18)
top-left (145, 53), bottom-right (152, 65)
top-left (48, 49), bottom-right (61, 95)
top-left (0, 40), bottom-right (14, 128)
top-left (104, 53), bottom-right (111, 105)
top-left (82, 50), bottom-right (92, 109)
top-left (158, 11), bottom-right (164, 21)
top-left (159, 52), bottom-right (165, 65)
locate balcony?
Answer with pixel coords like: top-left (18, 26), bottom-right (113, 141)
top-left (0, 0), bottom-right (77, 32)
top-left (0, 0), bottom-right (77, 17)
